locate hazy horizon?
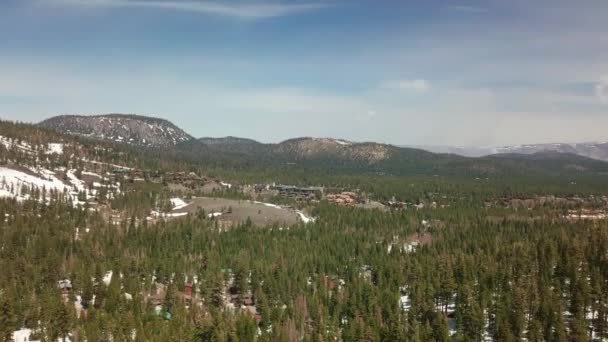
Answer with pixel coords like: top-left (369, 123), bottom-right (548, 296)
top-left (1, 0), bottom-right (607, 146)
top-left (18, 112), bottom-right (608, 148)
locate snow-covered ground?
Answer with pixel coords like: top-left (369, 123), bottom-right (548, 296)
top-left (333, 139), bottom-right (352, 146)
top-left (170, 197), bottom-right (189, 210)
top-left (66, 169), bottom-right (87, 193)
top-left (0, 165), bottom-right (122, 205)
top-left (103, 271), bottom-right (113, 286)
top-left (0, 135), bottom-right (66, 156)
top-left (252, 201), bottom-right (316, 224)
top-left (399, 294), bottom-right (411, 311)
top-left (46, 143), bottom-right (64, 155)
top-left (252, 201), bottom-right (283, 210)
top-left (12, 328), bottom-right (72, 342)
top-left (0, 135), bottom-right (35, 154)
top-left (82, 171), bottom-right (104, 179)
top-left (296, 210), bottom-right (316, 224)
top-left (150, 210), bottom-right (189, 219)
top-left (82, 159), bottom-right (133, 171)
top-left (0, 166), bottom-right (71, 202)
top-left (388, 241), bottom-right (419, 254)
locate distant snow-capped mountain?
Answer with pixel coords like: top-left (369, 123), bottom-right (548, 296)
top-left (410, 142), bottom-right (608, 162)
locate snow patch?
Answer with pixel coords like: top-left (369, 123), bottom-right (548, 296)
top-left (170, 198), bottom-right (189, 210)
top-left (150, 210), bottom-right (189, 218)
top-left (103, 271), bottom-right (113, 286)
top-left (82, 171), bottom-right (103, 179)
top-left (334, 139), bottom-right (352, 146)
top-left (0, 135), bottom-right (35, 154)
top-left (46, 143), bottom-right (64, 155)
top-left (66, 170), bottom-right (86, 192)
top-left (296, 210), bottom-right (316, 224)
top-left (0, 166), bottom-right (72, 202)
top-left (252, 201), bottom-right (283, 210)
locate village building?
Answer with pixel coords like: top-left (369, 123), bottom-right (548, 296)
top-left (274, 185), bottom-right (323, 201)
top-left (326, 192), bottom-right (359, 206)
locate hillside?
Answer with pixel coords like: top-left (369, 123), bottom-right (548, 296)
top-left (193, 136), bottom-right (608, 178)
top-left (3, 119), bottom-right (608, 342)
top-left (193, 136), bottom-right (444, 173)
top-left (199, 136), bottom-right (262, 146)
top-left (492, 142), bottom-right (608, 162)
top-left (39, 114), bottom-right (193, 147)
top-left (197, 136), bottom-right (268, 155)
top-left (414, 142), bottom-right (608, 162)
top-left (272, 138), bottom-right (392, 163)
top-left (197, 136), bottom-right (422, 164)
top-left (35, 114), bottom-right (608, 178)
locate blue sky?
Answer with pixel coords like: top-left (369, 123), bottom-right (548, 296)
top-left (1, 0), bottom-right (607, 146)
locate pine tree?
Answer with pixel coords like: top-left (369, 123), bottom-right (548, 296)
top-left (0, 295), bottom-right (16, 341)
top-left (235, 313), bottom-right (257, 341)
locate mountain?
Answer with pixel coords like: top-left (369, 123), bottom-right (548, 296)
top-left (196, 137), bottom-right (404, 164)
top-left (411, 142), bottom-right (608, 162)
top-left (404, 145), bottom-right (496, 157)
top-left (487, 151), bottom-right (608, 174)
top-left (492, 142), bottom-right (608, 162)
top-left (197, 136), bottom-right (267, 155)
top-left (39, 114), bottom-right (193, 147)
top-left (272, 138), bottom-right (393, 163)
top-left (193, 137), bottom-right (397, 165)
top-left (199, 136), bottom-right (261, 146)
top-left (36, 114), bottom-right (608, 177)
top-left (192, 136), bottom-right (608, 177)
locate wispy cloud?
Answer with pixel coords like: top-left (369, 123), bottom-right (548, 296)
top-left (596, 75), bottom-right (608, 104)
top-left (45, 0), bottom-right (331, 19)
top-left (447, 4), bottom-right (487, 13)
top-left (382, 79), bottom-right (431, 93)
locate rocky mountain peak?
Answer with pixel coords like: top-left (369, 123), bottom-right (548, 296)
top-left (39, 114), bottom-right (193, 147)
top-left (274, 137), bottom-right (392, 163)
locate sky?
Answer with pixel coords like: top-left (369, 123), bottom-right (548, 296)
top-left (0, 0), bottom-right (607, 146)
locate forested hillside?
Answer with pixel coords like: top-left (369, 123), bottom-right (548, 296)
top-left (39, 114), bottom-right (608, 179)
top-left (2, 198), bottom-right (607, 341)
top-left (1, 119), bottom-right (608, 341)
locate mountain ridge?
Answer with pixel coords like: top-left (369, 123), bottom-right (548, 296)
top-left (37, 114), bottom-right (608, 177)
top-left (410, 142), bottom-right (608, 162)
top-left (39, 114), bottom-right (193, 148)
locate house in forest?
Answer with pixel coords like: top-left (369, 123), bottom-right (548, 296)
top-left (58, 279), bottom-right (72, 301)
top-left (274, 185), bottom-right (323, 201)
top-left (326, 192), bottom-right (359, 206)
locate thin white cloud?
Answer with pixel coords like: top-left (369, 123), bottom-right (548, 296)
top-left (382, 79), bottom-right (431, 93)
top-left (44, 0), bottom-right (330, 19)
top-left (596, 75), bottom-right (608, 104)
top-left (217, 87), bottom-right (365, 115)
top-left (446, 5), bottom-right (487, 13)
top-left (354, 110), bottom-right (377, 123)
top-left (3, 57), bottom-right (608, 146)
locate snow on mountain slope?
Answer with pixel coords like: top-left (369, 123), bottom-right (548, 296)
top-left (0, 166), bottom-right (72, 202)
top-left (39, 114), bottom-right (193, 148)
top-left (47, 143), bottom-right (64, 155)
top-left (0, 135), bottom-right (67, 156)
top-left (0, 135), bottom-right (36, 154)
top-left (410, 142), bottom-right (608, 162)
top-left (0, 164), bottom-right (124, 205)
top-left (274, 137), bottom-right (392, 163)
